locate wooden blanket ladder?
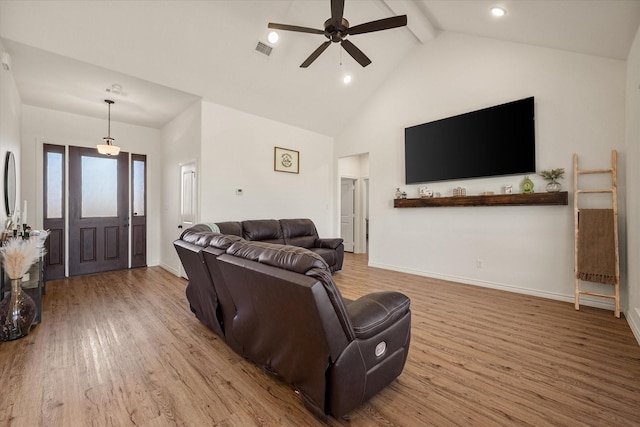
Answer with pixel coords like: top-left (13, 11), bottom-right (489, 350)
top-left (573, 150), bottom-right (620, 317)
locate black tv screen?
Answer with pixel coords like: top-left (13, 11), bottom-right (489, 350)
top-left (404, 97), bottom-right (535, 184)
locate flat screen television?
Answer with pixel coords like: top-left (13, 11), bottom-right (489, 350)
top-left (404, 97), bottom-right (535, 184)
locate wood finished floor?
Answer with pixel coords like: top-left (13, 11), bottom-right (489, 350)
top-left (1, 253), bottom-right (639, 426)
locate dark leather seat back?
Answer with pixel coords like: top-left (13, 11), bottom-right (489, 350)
top-left (200, 233), bottom-right (244, 353)
top-left (174, 227), bottom-right (224, 338)
top-left (280, 218), bottom-right (318, 248)
top-left (217, 240), bottom-right (351, 416)
top-left (216, 221), bottom-right (243, 237)
top-left (241, 219), bottom-right (285, 244)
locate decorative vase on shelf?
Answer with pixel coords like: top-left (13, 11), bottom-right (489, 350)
top-left (545, 179), bottom-right (562, 193)
top-left (539, 168), bottom-right (564, 193)
top-left (395, 188), bottom-right (402, 199)
top-left (0, 277), bottom-right (36, 341)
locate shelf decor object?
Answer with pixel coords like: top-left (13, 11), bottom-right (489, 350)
top-left (521, 176), bottom-right (535, 194)
top-left (0, 237), bottom-right (47, 341)
top-left (540, 168), bottom-right (565, 193)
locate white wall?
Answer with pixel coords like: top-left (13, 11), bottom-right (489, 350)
top-left (335, 32), bottom-right (627, 310)
top-left (21, 105), bottom-right (163, 266)
top-left (159, 100), bottom-right (202, 275)
top-left (0, 40), bottom-right (22, 229)
top-left (626, 26), bottom-right (640, 341)
top-left (199, 101), bottom-right (335, 236)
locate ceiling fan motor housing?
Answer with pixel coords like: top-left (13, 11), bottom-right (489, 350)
top-left (324, 18), bottom-right (349, 42)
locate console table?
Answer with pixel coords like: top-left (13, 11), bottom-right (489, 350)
top-left (394, 191), bottom-right (568, 208)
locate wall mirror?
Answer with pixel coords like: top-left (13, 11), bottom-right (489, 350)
top-left (4, 151), bottom-right (16, 217)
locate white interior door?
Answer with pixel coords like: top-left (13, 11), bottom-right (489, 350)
top-left (341, 178), bottom-right (355, 252)
top-left (179, 161), bottom-right (197, 278)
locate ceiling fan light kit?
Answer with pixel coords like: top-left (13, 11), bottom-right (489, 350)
top-left (268, 0), bottom-right (407, 68)
top-left (491, 7), bottom-right (507, 17)
top-left (96, 99), bottom-right (121, 156)
top-left (267, 31), bottom-right (279, 44)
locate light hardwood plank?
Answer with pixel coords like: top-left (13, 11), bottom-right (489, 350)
top-left (0, 254), bottom-right (639, 426)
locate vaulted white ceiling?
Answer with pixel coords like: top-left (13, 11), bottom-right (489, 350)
top-left (1, 0), bottom-right (639, 136)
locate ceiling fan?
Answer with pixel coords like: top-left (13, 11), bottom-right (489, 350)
top-left (268, 0), bottom-right (407, 68)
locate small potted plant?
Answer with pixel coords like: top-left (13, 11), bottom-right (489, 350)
top-left (539, 168), bottom-right (565, 193)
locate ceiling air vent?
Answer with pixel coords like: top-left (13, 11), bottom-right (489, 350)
top-left (255, 41), bottom-right (273, 56)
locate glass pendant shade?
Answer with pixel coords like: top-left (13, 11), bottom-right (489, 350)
top-left (97, 137), bottom-right (120, 156)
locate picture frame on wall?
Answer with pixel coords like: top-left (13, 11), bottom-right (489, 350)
top-left (274, 146), bottom-right (299, 174)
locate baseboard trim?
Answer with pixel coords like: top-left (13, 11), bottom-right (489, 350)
top-left (160, 263), bottom-right (180, 277)
top-left (368, 261), bottom-right (617, 312)
top-left (628, 307), bottom-right (640, 345)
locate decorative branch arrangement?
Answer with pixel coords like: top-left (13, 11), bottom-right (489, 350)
top-left (1, 233), bottom-right (48, 279)
top-left (539, 168), bottom-right (565, 181)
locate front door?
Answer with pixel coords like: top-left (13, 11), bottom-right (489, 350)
top-left (68, 146), bottom-right (129, 276)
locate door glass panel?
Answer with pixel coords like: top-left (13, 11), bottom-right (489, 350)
top-left (181, 169), bottom-right (195, 223)
top-left (46, 151), bottom-right (63, 219)
top-left (133, 160), bottom-right (145, 216)
top-left (81, 156), bottom-right (117, 217)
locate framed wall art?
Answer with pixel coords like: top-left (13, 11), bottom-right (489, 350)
top-left (274, 147), bottom-right (299, 174)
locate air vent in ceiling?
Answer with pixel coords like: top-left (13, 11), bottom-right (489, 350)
top-left (255, 41), bottom-right (273, 56)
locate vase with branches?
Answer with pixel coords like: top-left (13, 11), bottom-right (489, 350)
top-left (0, 236), bottom-right (47, 341)
top-left (539, 168), bottom-right (564, 192)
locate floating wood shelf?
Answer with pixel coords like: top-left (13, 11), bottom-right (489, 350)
top-left (394, 191), bottom-right (568, 208)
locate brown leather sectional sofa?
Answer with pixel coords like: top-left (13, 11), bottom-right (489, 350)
top-left (215, 218), bottom-right (344, 272)
top-left (173, 220), bottom-right (412, 419)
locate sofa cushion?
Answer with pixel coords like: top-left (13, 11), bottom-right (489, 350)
top-left (309, 247), bottom-right (337, 267)
top-left (281, 218), bottom-right (317, 238)
top-left (287, 235), bottom-right (316, 249)
top-left (226, 241), bottom-right (328, 274)
top-left (209, 234), bottom-right (244, 250)
top-left (345, 292), bottom-right (411, 339)
top-left (242, 219), bottom-right (284, 244)
top-left (181, 230), bottom-right (219, 247)
top-left (216, 221), bottom-right (243, 237)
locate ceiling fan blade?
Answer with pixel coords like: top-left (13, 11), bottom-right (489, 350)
top-left (268, 23), bottom-right (324, 35)
top-left (347, 15), bottom-right (407, 36)
top-left (331, 0), bottom-right (345, 25)
top-left (300, 41), bottom-right (332, 68)
top-left (341, 39), bottom-right (371, 67)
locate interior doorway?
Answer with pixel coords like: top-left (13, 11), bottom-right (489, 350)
top-left (179, 161), bottom-right (198, 279)
top-left (338, 153), bottom-right (369, 254)
top-left (340, 178), bottom-right (356, 252)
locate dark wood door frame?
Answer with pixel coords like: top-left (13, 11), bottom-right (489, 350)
top-left (131, 154), bottom-right (147, 268)
top-left (43, 144), bottom-right (66, 280)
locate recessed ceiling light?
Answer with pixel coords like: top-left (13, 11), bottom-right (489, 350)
top-left (267, 31), bottom-right (279, 44)
top-left (491, 7), bottom-right (507, 17)
top-left (342, 74), bottom-right (352, 85)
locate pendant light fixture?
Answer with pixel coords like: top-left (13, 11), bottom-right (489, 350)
top-left (96, 99), bottom-right (120, 156)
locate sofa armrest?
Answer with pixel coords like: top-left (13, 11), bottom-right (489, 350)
top-left (315, 238), bottom-right (343, 249)
top-left (346, 292), bottom-right (410, 339)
